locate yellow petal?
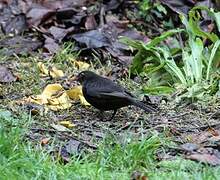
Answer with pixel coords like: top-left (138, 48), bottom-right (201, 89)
top-left (72, 60), bottom-right (90, 70)
top-left (50, 67), bottom-right (64, 78)
top-left (38, 62), bottom-right (49, 75)
top-left (60, 121), bottom-right (75, 128)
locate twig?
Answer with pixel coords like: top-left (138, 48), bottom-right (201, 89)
top-left (169, 112), bottom-right (190, 118)
top-left (31, 127), bottom-right (56, 133)
top-left (30, 127), bottom-right (97, 149)
top-left (116, 122), bottom-right (132, 133)
top-left (99, 6), bottom-right (105, 27)
top-left (62, 133), bottom-right (97, 149)
top-left (187, 122), bottom-right (220, 131)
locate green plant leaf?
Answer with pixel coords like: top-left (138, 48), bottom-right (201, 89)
top-left (130, 49), bottom-right (149, 74)
top-left (180, 10), bottom-right (218, 43)
top-left (206, 40), bottom-right (220, 80)
top-left (191, 6), bottom-right (220, 33)
top-left (143, 62), bottom-right (165, 74)
top-left (146, 29), bottom-right (184, 48)
top-left (182, 50), bottom-right (194, 85)
top-left (157, 47), bottom-right (187, 85)
top-left (213, 12), bottom-right (220, 32)
top-left (120, 37), bottom-right (144, 50)
top-left (189, 37), bottom-right (204, 83)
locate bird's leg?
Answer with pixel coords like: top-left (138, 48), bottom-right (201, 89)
top-left (109, 109), bottom-right (117, 121)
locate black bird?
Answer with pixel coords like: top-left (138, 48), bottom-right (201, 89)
top-left (75, 71), bottom-right (157, 120)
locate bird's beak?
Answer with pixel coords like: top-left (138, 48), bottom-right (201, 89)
top-left (69, 75), bottom-right (78, 82)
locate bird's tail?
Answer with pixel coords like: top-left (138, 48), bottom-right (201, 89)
top-left (132, 100), bottom-right (157, 113)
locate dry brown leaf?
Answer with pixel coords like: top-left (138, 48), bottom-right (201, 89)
top-left (40, 137), bottom-right (50, 145)
top-left (0, 65), bottom-right (17, 83)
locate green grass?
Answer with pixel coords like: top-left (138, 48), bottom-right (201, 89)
top-left (0, 109), bottom-right (220, 180)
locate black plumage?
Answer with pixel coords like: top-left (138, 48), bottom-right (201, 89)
top-left (75, 71), bottom-right (157, 120)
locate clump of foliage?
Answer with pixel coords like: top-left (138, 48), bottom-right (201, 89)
top-left (122, 7), bottom-right (220, 101)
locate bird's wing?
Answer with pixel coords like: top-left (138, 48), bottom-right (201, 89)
top-left (85, 78), bottom-right (123, 94)
top-left (86, 86), bottom-right (129, 99)
top-left (98, 91), bottom-right (129, 99)
top-left (85, 76), bottom-right (136, 100)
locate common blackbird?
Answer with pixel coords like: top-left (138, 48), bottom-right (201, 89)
top-left (75, 71), bottom-right (157, 120)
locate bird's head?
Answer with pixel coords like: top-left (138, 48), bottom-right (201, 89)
top-left (75, 71), bottom-right (97, 84)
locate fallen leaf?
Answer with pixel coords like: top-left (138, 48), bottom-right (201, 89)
top-left (0, 65), bottom-right (17, 83)
top-left (38, 62), bottom-right (64, 78)
top-left (43, 35), bottom-right (60, 54)
top-left (187, 153), bottom-right (220, 166)
top-left (0, 1), bottom-right (27, 35)
top-left (65, 139), bottom-right (81, 154)
top-left (27, 6), bottom-right (55, 26)
top-left (38, 62), bottom-right (49, 76)
top-left (72, 60), bottom-right (90, 70)
top-left (60, 120), bottom-right (75, 128)
top-left (72, 29), bottom-right (110, 48)
top-left (184, 129), bottom-right (220, 145)
top-left (66, 86), bottom-right (82, 100)
top-left (51, 124), bottom-right (70, 132)
top-left (208, 128), bottom-right (220, 136)
top-left (159, 0), bottom-right (194, 15)
top-left (66, 86), bottom-right (90, 106)
top-left (30, 95), bottom-right (48, 105)
top-left (40, 137), bottom-right (50, 145)
top-left (49, 66), bottom-right (64, 78)
top-left (42, 84), bottom-right (63, 97)
top-left (131, 171), bottom-right (148, 180)
top-left (180, 143), bottom-right (200, 152)
top-left (49, 26), bottom-right (74, 42)
top-left (0, 36), bottom-right (42, 56)
top-left (48, 92), bottom-right (72, 111)
top-left (29, 84), bottom-right (72, 111)
top-left (79, 94), bottom-right (90, 106)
